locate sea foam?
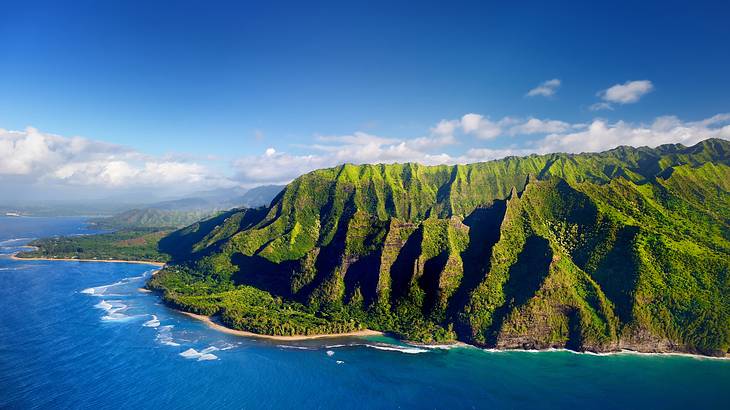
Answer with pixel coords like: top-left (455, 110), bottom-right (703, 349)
top-left (143, 315), bottom-right (160, 328)
top-left (179, 346), bottom-right (219, 361)
top-left (327, 342), bottom-right (428, 354)
top-left (94, 300), bottom-right (132, 321)
top-left (155, 325), bottom-right (181, 346)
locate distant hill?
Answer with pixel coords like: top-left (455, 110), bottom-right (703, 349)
top-left (236, 185), bottom-right (284, 208)
top-left (94, 185), bottom-right (284, 229)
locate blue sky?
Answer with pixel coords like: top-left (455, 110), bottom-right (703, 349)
top-left (1, 0), bottom-right (729, 200)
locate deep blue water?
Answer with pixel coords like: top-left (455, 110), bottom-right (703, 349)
top-left (0, 217), bottom-right (728, 409)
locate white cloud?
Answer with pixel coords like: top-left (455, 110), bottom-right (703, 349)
top-left (589, 102), bottom-right (614, 111)
top-left (527, 79), bottom-right (561, 97)
top-left (5, 111), bottom-right (728, 196)
top-left (593, 80), bottom-right (654, 110)
top-left (232, 113), bottom-right (729, 185)
top-left (0, 127), bottom-right (234, 193)
top-left (537, 115), bottom-right (729, 154)
top-left (460, 113), bottom-right (503, 139)
top-left (431, 119), bottom-right (459, 137)
top-left (509, 118), bottom-right (572, 135)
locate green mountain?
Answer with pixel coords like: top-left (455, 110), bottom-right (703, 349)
top-left (149, 138), bottom-right (730, 356)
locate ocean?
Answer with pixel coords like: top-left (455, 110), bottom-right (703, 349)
top-left (0, 216), bottom-right (728, 409)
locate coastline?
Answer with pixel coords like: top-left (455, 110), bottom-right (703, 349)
top-left (13, 252), bottom-right (722, 359)
top-left (178, 308), bottom-right (727, 359)
top-left (480, 347), bottom-right (730, 361)
top-left (178, 311), bottom-right (384, 341)
top-left (10, 253), bottom-right (165, 267)
top-left (167, 302), bottom-right (727, 358)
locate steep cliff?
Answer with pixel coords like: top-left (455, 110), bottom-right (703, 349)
top-left (149, 138), bottom-right (730, 356)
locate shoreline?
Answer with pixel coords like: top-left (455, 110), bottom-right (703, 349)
top-left (177, 309), bottom-right (727, 359)
top-left (16, 251), bottom-right (723, 359)
top-left (177, 311), bottom-right (384, 341)
top-left (10, 253), bottom-right (165, 267)
top-left (480, 347), bottom-right (730, 361)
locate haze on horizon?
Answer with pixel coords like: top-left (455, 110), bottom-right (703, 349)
top-left (1, 0), bottom-right (729, 203)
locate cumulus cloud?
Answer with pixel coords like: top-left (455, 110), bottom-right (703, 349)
top-left (0, 127), bottom-right (234, 193)
top-left (592, 80), bottom-right (654, 110)
top-left (526, 79), bottom-right (561, 97)
top-left (430, 114), bottom-right (517, 141)
top-left (232, 113), bottom-right (729, 185)
top-left (508, 118), bottom-right (572, 135)
top-left (537, 115), bottom-right (730, 154)
top-left (461, 114), bottom-right (504, 139)
top-left (234, 130), bottom-right (457, 184)
top-left (5, 111), bottom-right (728, 196)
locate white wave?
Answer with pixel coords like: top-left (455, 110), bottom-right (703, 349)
top-left (143, 315), bottom-right (160, 328)
top-left (180, 347), bottom-right (219, 361)
top-left (0, 238), bottom-right (31, 246)
top-left (94, 299), bottom-right (129, 321)
top-left (219, 343), bottom-right (236, 351)
top-left (80, 274), bottom-right (148, 296)
top-left (478, 347), bottom-right (728, 360)
top-left (336, 360), bottom-right (344, 364)
top-left (362, 344), bottom-right (428, 354)
top-left (155, 325), bottom-right (180, 346)
top-left (326, 350), bottom-right (335, 356)
top-left (180, 348), bottom-right (201, 358)
top-left (326, 342), bottom-right (428, 354)
top-left (277, 345), bottom-right (313, 350)
top-left (94, 300), bottom-right (113, 310)
top-left (417, 343), bottom-right (467, 350)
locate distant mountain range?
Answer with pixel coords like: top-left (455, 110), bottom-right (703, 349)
top-left (93, 185), bottom-right (284, 229)
top-left (149, 138), bottom-right (730, 356)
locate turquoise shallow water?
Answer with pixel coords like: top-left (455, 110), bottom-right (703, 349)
top-left (0, 216), bottom-right (728, 409)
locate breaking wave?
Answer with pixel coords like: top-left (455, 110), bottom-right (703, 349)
top-left (143, 315), bottom-right (160, 328)
top-left (156, 325), bottom-right (180, 346)
top-left (179, 346), bottom-right (219, 361)
top-left (94, 299), bottom-right (132, 321)
top-left (277, 345), bottom-right (314, 350)
top-left (325, 342), bottom-right (428, 354)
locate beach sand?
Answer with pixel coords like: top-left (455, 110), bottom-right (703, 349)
top-left (178, 311), bottom-right (383, 341)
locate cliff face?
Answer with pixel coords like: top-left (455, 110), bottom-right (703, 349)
top-left (153, 138), bottom-right (730, 356)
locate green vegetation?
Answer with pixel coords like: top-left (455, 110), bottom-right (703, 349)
top-left (148, 266), bottom-right (362, 336)
top-left (91, 208), bottom-right (215, 230)
top-left (18, 228), bottom-right (171, 263)
top-left (151, 138), bottom-right (729, 354)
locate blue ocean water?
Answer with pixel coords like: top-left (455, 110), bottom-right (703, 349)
top-left (0, 217), bottom-right (728, 409)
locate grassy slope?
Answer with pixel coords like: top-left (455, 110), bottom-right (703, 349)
top-left (149, 138), bottom-right (730, 355)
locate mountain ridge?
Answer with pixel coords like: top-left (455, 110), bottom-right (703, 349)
top-left (149, 138), bottom-right (730, 356)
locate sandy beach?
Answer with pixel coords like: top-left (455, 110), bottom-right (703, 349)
top-left (11, 254), bottom-right (165, 267)
top-left (178, 311), bottom-right (383, 341)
